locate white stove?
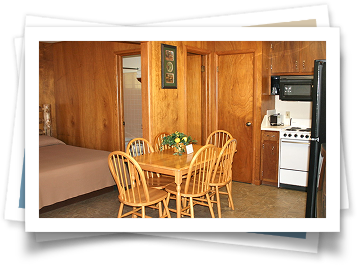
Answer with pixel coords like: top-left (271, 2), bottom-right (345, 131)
top-left (279, 119), bottom-right (311, 190)
top-left (281, 127), bottom-right (311, 141)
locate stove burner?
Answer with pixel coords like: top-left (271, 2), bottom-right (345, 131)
top-left (299, 128), bottom-right (311, 132)
top-left (285, 127), bottom-right (301, 131)
top-left (284, 127), bottom-right (311, 132)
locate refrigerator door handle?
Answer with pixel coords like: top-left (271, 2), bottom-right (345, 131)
top-left (310, 137), bottom-right (320, 142)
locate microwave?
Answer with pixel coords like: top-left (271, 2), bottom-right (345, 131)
top-left (278, 75), bottom-right (314, 101)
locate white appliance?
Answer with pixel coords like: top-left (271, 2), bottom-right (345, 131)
top-left (279, 119), bottom-right (311, 190)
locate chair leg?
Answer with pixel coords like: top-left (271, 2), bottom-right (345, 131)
top-left (226, 183), bottom-right (234, 210)
top-left (215, 186), bottom-right (222, 218)
top-left (182, 197), bottom-right (189, 213)
top-left (189, 197), bottom-right (194, 218)
top-left (206, 193), bottom-right (215, 218)
top-left (142, 206), bottom-right (146, 218)
top-left (132, 207), bottom-right (137, 218)
top-left (158, 202), bottom-right (163, 217)
top-left (118, 203), bottom-right (124, 218)
top-left (166, 192), bottom-right (171, 205)
top-left (163, 197), bottom-right (171, 218)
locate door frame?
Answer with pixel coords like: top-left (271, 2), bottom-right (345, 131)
top-left (215, 49), bottom-right (262, 185)
top-left (115, 48), bottom-right (141, 151)
top-left (184, 45), bottom-right (213, 143)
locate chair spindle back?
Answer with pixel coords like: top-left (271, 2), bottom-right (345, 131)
top-left (154, 132), bottom-right (171, 152)
top-left (205, 130), bottom-right (233, 148)
top-left (126, 138), bottom-right (154, 157)
top-left (184, 144), bottom-right (217, 195)
top-left (108, 151), bottom-right (150, 204)
top-left (211, 139), bottom-right (237, 185)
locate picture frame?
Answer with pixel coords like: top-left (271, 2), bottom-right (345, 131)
top-left (161, 44), bottom-right (177, 89)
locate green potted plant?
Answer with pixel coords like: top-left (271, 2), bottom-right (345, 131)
top-left (160, 131), bottom-right (197, 155)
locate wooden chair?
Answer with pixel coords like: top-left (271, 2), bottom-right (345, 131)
top-left (108, 151), bottom-right (171, 218)
top-left (126, 138), bottom-right (174, 189)
top-left (194, 139), bottom-right (237, 218)
top-left (126, 138), bottom-right (153, 157)
top-left (205, 130), bottom-right (233, 148)
top-left (153, 132), bottom-right (171, 152)
top-left (165, 144), bottom-right (217, 218)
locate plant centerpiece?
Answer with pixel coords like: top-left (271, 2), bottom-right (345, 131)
top-left (160, 131), bottom-right (197, 156)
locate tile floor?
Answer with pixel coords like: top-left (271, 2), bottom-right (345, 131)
top-left (39, 181), bottom-right (307, 218)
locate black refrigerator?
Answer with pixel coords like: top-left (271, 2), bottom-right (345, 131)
top-left (305, 59), bottom-right (326, 218)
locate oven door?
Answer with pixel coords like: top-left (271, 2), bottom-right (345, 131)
top-left (279, 139), bottom-right (310, 188)
top-left (280, 139), bottom-right (310, 171)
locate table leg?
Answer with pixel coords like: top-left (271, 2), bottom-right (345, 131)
top-left (175, 172), bottom-right (182, 218)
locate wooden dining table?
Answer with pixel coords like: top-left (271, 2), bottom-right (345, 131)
top-left (134, 144), bottom-right (204, 218)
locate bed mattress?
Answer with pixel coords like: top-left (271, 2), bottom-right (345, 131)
top-left (39, 143), bottom-right (115, 209)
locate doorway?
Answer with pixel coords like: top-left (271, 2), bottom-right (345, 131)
top-left (122, 55), bottom-right (142, 150)
top-left (185, 47), bottom-right (211, 145)
top-left (115, 48), bottom-right (141, 151)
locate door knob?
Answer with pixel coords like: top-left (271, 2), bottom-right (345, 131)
top-left (246, 122), bottom-right (252, 126)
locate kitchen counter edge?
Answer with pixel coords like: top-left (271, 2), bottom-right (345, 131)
top-left (261, 125), bottom-right (289, 132)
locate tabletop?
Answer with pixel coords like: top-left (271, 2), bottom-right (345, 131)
top-left (134, 144), bottom-right (204, 180)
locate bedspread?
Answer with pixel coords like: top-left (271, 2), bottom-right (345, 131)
top-left (39, 144), bottom-right (115, 209)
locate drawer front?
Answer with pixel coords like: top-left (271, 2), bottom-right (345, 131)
top-left (279, 169), bottom-right (308, 187)
top-left (262, 131), bottom-right (279, 141)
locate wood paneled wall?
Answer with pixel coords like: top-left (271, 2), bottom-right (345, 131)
top-left (40, 41), bottom-right (140, 151)
top-left (40, 40), bottom-right (273, 179)
top-left (143, 41), bottom-right (215, 143)
top-left (186, 53), bottom-right (203, 144)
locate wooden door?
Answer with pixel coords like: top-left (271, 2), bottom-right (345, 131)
top-left (186, 47), bottom-right (210, 145)
top-left (217, 52), bottom-right (254, 183)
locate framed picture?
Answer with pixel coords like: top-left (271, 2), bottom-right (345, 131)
top-left (161, 44), bottom-right (177, 89)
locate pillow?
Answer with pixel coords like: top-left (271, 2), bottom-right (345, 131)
top-left (39, 135), bottom-right (66, 147)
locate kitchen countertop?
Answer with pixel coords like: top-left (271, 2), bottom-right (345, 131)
top-left (260, 114), bottom-right (290, 131)
top-left (261, 125), bottom-right (290, 131)
top-left (260, 115), bottom-right (291, 132)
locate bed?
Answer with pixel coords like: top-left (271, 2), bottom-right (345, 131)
top-left (39, 104), bottom-right (115, 210)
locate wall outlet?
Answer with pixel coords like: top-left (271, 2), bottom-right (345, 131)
top-left (286, 111), bottom-right (291, 120)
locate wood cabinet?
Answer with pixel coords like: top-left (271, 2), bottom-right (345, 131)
top-left (260, 130), bottom-right (279, 186)
top-left (270, 41), bottom-right (326, 75)
top-left (270, 41), bottom-right (300, 74)
top-left (299, 41), bottom-right (326, 73)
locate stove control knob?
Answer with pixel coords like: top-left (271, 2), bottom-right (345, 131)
top-left (294, 134), bottom-right (298, 138)
top-left (283, 133), bottom-right (287, 137)
top-left (305, 135), bottom-right (310, 139)
top-left (288, 134), bottom-right (292, 137)
top-left (300, 135), bottom-right (304, 138)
